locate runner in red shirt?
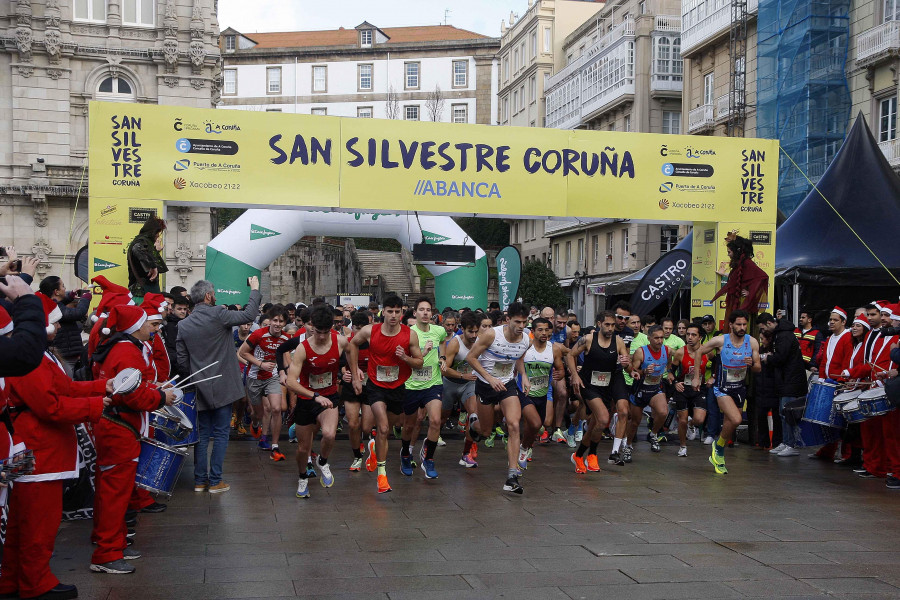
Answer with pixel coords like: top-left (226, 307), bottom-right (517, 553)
top-left (348, 295), bottom-right (424, 494)
top-left (285, 304), bottom-right (348, 499)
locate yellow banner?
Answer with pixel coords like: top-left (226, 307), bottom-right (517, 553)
top-left (88, 102), bottom-right (779, 223)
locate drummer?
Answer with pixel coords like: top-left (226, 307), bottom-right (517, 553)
top-left (90, 305), bottom-right (177, 575)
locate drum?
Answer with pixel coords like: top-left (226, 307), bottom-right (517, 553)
top-left (149, 405), bottom-right (193, 442)
top-left (781, 397), bottom-right (807, 427)
top-left (797, 420), bottom-right (840, 448)
top-left (857, 387), bottom-right (894, 418)
top-left (156, 391), bottom-right (198, 446)
top-left (135, 438), bottom-right (187, 496)
top-left (840, 399), bottom-right (869, 424)
top-left (803, 381), bottom-right (843, 428)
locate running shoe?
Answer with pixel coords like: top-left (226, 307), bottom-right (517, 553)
top-left (459, 453), bottom-right (478, 468)
top-left (495, 425), bottom-right (506, 438)
top-left (585, 454), bottom-right (600, 472)
top-left (270, 449), bottom-right (286, 462)
top-left (458, 411), bottom-right (468, 430)
top-left (377, 473), bottom-right (392, 493)
top-left (517, 446), bottom-right (528, 470)
top-left (649, 433), bottom-right (661, 453)
top-left (400, 454), bottom-right (413, 476)
top-left (703, 435), bottom-right (715, 445)
top-left (656, 432), bottom-right (668, 443)
top-left (677, 446), bottom-right (688, 457)
top-left (571, 453), bottom-right (587, 474)
top-left (709, 454), bottom-right (728, 475)
top-left (236, 423), bottom-right (247, 436)
top-left (288, 424), bottom-right (297, 443)
top-left (622, 445), bottom-right (633, 463)
top-left (503, 475), bottom-right (523, 494)
top-left (230, 415), bottom-right (236, 429)
top-left (258, 437), bottom-right (272, 451)
top-left (421, 459), bottom-right (438, 479)
top-left (551, 428), bottom-right (566, 443)
top-left (306, 462), bottom-right (317, 478)
top-left (539, 430), bottom-right (550, 444)
top-left (575, 422), bottom-right (585, 443)
top-left (470, 442), bottom-right (478, 459)
top-left (320, 463), bottom-right (334, 487)
top-left (251, 425), bottom-right (261, 439)
top-left (336, 421), bottom-right (343, 433)
top-left (566, 431), bottom-right (576, 448)
top-left (608, 451), bottom-right (625, 466)
top-left (90, 559), bottom-right (135, 574)
top-left (296, 478), bottom-right (310, 498)
top-left (687, 425), bottom-right (698, 441)
top-left (526, 447), bottom-right (533, 462)
top-left (419, 443), bottom-right (426, 465)
top-left (366, 439), bottom-right (377, 472)
top-left (437, 436), bottom-right (447, 447)
top-left (392, 425), bottom-right (402, 439)
top-left (485, 432), bottom-right (496, 448)
top-left (349, 457), bottom-right (363, 471)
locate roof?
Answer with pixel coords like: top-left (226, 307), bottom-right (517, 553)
top-left (231, 25), bottom-right (491, 50)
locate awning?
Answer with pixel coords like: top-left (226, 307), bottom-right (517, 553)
top-left (557, 278), bottom-right (576, 287)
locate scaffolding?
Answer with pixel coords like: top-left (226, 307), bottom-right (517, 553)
top-left (756, 0), bottom-right (851, 217)
top-left (727, 0), bottom-right (749, 137)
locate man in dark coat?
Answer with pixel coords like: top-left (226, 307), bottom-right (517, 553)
top-left (39, 275), bottom-right (92, 371)
top-left (0, 258), bottom-right (47, 376)
top-left (758, 312), bottom-right (809, 457)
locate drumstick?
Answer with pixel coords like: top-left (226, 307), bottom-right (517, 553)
top-left (177, 361), bottom-right (220, 386)
top-left (166, 375), bottom-right (180, 385)
top-left (173, 374), bottom-right (222, 390)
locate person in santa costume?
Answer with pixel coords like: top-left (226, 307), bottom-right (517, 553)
top-left (89, 305), bottom-right (176, 575)
top-left (0, 305), bottom-right (20, 498)
top-left (0, 293), bottom-right (111, 600)
top-left (86, 275), bottom-right (134, 362)
top-left (812, 307), bottom-right (853, 380)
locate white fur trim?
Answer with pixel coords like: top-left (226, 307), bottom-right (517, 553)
top-left (123, 312), bottom-right (147, 334)
top-left (90, 314), bottom-right (99, 323)
top-left (102, 327), bottom-right (111, 335)
top-left (146, 314), bottom-right (163, 321)
top-left (46, 324), bottom-right (55, 334)
top-left (48, 305), bottom-right (62, 325)
top-left (0, 322), bottom-right (12, 335)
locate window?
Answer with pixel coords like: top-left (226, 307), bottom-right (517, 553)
top-left (452, 104), bottom-right (468, 123)
top-left (452, 60), bottom-right (468, 87)
top-left (592, 235), bottom-right (599, 265)
top-left (74, 0), bottom-right (105, 22)
top-left (660, 226), bottom-right (679, 253)
top-left (503, 57), bottom-right (509, 81)
top-left (405, 105), bottom-right (419, 121)
top-left (520, 85), bottom-right (525, 110)
top-left (360, 29), bottom-right (372, 47)
top-left (542, 252), bottom-right (547, 265)
top-left (122, 0), bottom-right (154, 26)
top-left (502, 96), bottom-right (509, 122)
top-left (266, 67), bottom-right (281, 94)
top-left (565, 241), bottom-right (572, 274)
top-left (312, 66), bottom-right (327, 93)
top-left (223, 69), bottom-right (236, 95)
top-left (640, 1), bottom-right (646, 14)
top-left (358, 64), bottom-right (373, 91)
top-left (577, 238), bottom-right (584, 267)
top-left (266, 108), bottom-right (282, 112)
top-left (224, 35), bottom-right (236, 51)
top-left (512, 90), bottom-right (518, 113)
top-left (97, 76), bottom-right (135, 102)
top-left (886, 0), bottom-right (900, 22)
top-left (624, 114), bottom-right (632, 132)
top-left (703, 72), bottom-right (714, 105)
top-left (622, 228), bottom-right (630, 261)
top-left (311, 107), bottom-right (327, 115)
top-left (543, 27), bottom-right (551, 53)
top-left (606, 232), bottom-right (614, 270)
top-left (357, 106), bottom-right (373, 118)
top-left (734, 56), bottom-right (745, 94)
top-left (530, 30), bottom-right (537, 56)
top-left (880, 96), bottom-right (897, 142)
top-left (405, 62), bottom-right (420, 89)
top-left (514, 49), bottom-right (519, 73)
top-left (654, 36), bottom-right (683, 81)
top-left (553, 244), bottom-right (559, 269)
top-left (520, 42), bottom-right (526, 66)
top-left (662, 110), bottom-right (681, 134)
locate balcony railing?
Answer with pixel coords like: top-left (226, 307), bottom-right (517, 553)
top-left (594, 16), bottom-right (635, 55)
top-left (682, 0), bottom-right (758, 56)
top-left (857, 20), bottom-right (900, 65)
top-left (655, 15), bottom-right (682, 32)
top-left (688, 103), bottom-right (715, 132)
top-left (715, 91), bottom-right (744, 121)
top-left (879, 138), bottom-right (900, 166)
top-left (650, 73), bottom-right (683, 92)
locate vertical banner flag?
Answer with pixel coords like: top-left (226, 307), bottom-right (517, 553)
top-left (495, 246), bottom-right (522, 311)
top-left (629, 249), bottom-right (692, 317)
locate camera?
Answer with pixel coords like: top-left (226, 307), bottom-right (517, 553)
top-left (8, 259), bottom-right (21, 272)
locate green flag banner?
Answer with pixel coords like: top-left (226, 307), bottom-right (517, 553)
top-left (496, 245), bottom-right (522, 311)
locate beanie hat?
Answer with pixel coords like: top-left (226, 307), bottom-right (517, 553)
top-left (37, 292), bottom-right (63, 334)
top-left (102, 304), bottom-right (147, 336)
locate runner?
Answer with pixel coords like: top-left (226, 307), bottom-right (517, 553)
top-left (466, 302), bottom-right (532, 494)
top-left (518, 317), bottom-right (565, 470)
top-left (626, 326), bottom-right (671, 460)
top-left (285, 303), bottom-right (347, 498)
top-left (238, 305), bottom-right (289, 461)
top-left (693, 310), bottom-right (761, 475)
top-left (548, 309), bottom-right (570, 443)
top-left (401, 297), bottom-right (446, 479)
top-left (670, 323), bottom-right (709, 457)
top-left (341, 310), bottom-right (375, 472)
top-left (348, 295), bottom-right (424, 494)
top-left (567, 311), bottom-right (631, 470)
top-left (443, 310), bottom-right (481, 468)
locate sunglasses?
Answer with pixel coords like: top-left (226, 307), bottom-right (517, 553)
top-left (615, 315), bottom-right (627, 320)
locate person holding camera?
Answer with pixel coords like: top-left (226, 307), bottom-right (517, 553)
top-left (0, 247), bottom-right (47, 377)
top-left (39, 275), bottom-right (92, 373)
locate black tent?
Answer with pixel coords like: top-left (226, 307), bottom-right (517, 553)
top-left (776, 113), bottom-right (900, 290)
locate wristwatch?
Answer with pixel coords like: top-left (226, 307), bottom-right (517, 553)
top-left (312, 392), bottom-right (320, 400)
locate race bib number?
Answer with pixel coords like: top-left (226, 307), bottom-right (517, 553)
top-left (494, 361), bottom-right (514, 379)
top-left (455, 361), bottom-right (473, 375)
top-left (645, 374), bottom-right (662, 385)
top-left (530, 376), bottom-right (549, 393)
top-left (725, 366), bottom-right (747, 383)
top-left (376, 365), bottom-right (399, 383)
top-left (361, 372), bottom-right (369, 384)
top-left (309, 371), bottom-right (332, 390)
top-left (590, 371), bottom-right (612, 387)
top-left (412, 366), bottom-right (433, 382)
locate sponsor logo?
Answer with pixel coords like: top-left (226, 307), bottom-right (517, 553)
top-left (692, 299), bottom-right (701, 307)
top-left (451, 294), bottom-right (476, 300)
top-left (204, 121), bottom-right (242, 134)
top-left (100, 205), bottom-right (117, 217)
top-left (702, 300), bottom-right (714, 307)
top-left (216, 288), bottom-right (242, 296)
top-left (174, 159), bottom-right (190, 171)
top-left (659, 181), bottom-right (673, 193)
top-left (758, 302), bottom-right (770, 309)
top-left (176, 138), bottom-right (239, 156)
top-left (662, 163), bottom-right (715, 178)
top-left (94, 235), bottom-right (123, 246)
top-left (660, 145), bottom-right (682, 157)
top-left (421, 230), bottom-right (451, 244)
top-left (658, 198), bottom-right (669, 210)
top-left (685, 147), bottom-right (717, 158)
top-left (749, 230), bottom-right (772, 245)
top-left (719, 300), bottom-right (727, 309)
top-left (639, 257), bottom-right (689, 302)
top-left (413, 180), bottom-right (501, 198)
top-left (128, 207), bottom-right (157, 224)
top-left (190, 160), bottom-right (241, 173)
top-left (93, 258), bottom-right (120, 271)
top-left (250, 224), bottom-right (280, 241)
top-left (173, 177), bottom-right (186, 189)
top-left (669, 182), bottom-right (716, 193)
top-left (704, 229), bottom-right (715, 243)
top-left (174, 118), bottom-right (200, 132)
top-left (692, 276), bottom-right (701, 287)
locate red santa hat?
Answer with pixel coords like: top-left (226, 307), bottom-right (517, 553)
top-left (90, 275), bottom-right (134, 322)
top-left (872, 300), bottom-right (889, 311)
top-left (36, 292), bottom-right (63, 334)
top-left (888, 303), bottom-right (900, 321)
top-left (102, 304), bottom-right (147, 336)
top-left (140, 293), bottom-right (168, 321)
top-left (831, 306), bottom-right (847, 321)
top-left (0, 305), bottom-right (12, 336)
top-left (853, 313), bottom-right (871, 329)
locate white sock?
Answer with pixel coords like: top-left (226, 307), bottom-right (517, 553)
top-left (613, 438), bottom-right (623, 453)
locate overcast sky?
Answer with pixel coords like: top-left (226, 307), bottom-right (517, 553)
top-left (218, 0), bottom-right (528, 37)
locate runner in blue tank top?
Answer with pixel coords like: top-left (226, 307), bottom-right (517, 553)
top-left (627, 326), bottom-right (671, 458)
top-left (693, 309), bottom-right (761, 476)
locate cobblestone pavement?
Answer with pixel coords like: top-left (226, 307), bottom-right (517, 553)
top-left (52, 431), bottom-right (900, 600)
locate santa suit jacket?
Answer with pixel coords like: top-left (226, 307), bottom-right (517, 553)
top-left (94, 337), bottom-right (166, 466)
top-left (847, 330), bottom-right (898, 381)
top-left (149, 332), bottom-right (170, 381)
top-left (6, 353), bottom-right (106, 481)
top-left (817, 330), bottom-right (852, 380)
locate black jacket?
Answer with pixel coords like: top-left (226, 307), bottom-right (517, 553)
top-left (756, 344), bottom-right (781, 408)
top-left (127, 233), bottom-right (168, 290)
top-left (0, 293), bottom-right (47, 377)
top-left (163, 313), bottom-right (181, 370)
top-left (51, 294), bottom-right (91, 359)
top-left (767, 319), bottom-right (809, 398)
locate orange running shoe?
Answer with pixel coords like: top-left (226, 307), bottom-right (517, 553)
top-left (470, 442), bottom-right (478, 459)
top-left (251, 425), bottom-right (261, 439)
top-left (270, 450), bottom-right (286, 462)
top-left (377, 473), bottom-right (392, 494)
top-left (366, 439), bottom-right (377, 472)
top-left (586, 454), bottom-right (601, 472)
top-left (570, 453), bottom-right (587, 474)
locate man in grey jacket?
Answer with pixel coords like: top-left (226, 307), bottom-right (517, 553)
top-left (177, 277), bottom-right (261, 493)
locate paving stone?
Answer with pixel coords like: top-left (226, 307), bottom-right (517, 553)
top-left (559, 582), bottom-right (744, 600)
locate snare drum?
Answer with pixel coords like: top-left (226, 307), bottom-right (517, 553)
top-left (135, 438), bottom-right (187, 496)
top-left (803, 381), bottom-right (844, 428)
top-left (840, 399), bottom-right (869, 424)
top-left (149, 405), bottom-right (193, 442)
top-left (857, 387), bottom-right (894, 418)
top-left (156, 391), bottom-right (198, 446)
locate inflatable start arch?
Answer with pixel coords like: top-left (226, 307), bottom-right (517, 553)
top-left (206, 209), bottom-right (488, 309)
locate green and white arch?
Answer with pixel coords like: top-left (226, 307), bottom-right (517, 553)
top-left (205, 209), bottom-right (488, 309)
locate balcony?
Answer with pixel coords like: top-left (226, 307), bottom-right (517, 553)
top-left (655, 14), bottom-right (682, 32)
top-left (650, 73), bottom-right (683, 93)
top-left (715, 91), bottom-right (744, 121)
top-left (856, 20), bottom-right (900, 66)
top-left (682, 0), bottom-right (758, 57)
top-left (688, 103), bottom-right (715, 132)
top-left (592, 16), bottom-right (635, 56)
top-left (879, 138), bottom-right (900, 166)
